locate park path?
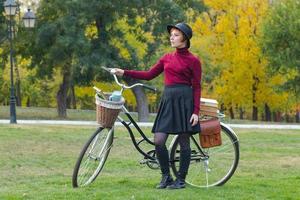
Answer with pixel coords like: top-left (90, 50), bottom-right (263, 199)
top-left (1, 119), bottom-right (300, 129)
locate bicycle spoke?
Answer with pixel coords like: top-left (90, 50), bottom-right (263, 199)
top-left (72, 128), bottom-right (113, 187)
top-left (88, 134), bottom-right (100, 154)
top-left (79, 139), bottom-right (112, 185)
top-left (78, 154), bottom-right (98, 185)
top-left (204, 141), bottom-right (236, 155)
top-left (170, 125), bottom-right (239, 188)
top-left (97, 134), bottom-right (112, 157)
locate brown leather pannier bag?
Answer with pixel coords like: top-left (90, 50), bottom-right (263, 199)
top-left (199, 118), bottom-right (222, 148)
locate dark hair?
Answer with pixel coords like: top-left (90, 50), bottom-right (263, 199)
top-left (167, 23), bottom-right (193, 48)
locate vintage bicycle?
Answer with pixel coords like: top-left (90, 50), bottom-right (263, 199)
top-left (72, 67), bottom-right (240, 188)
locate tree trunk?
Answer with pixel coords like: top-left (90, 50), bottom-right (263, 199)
top-left (96, 17), bottom-right (108, 43)
top-left (56, 70), bottom-right (70, 118)
top-left (252, 75), bottom-right (259, 121)
top-left (66, 84), bottom-right (76, 109)
top-left (239, 107), bottom-right (244, 119)
top-left (70, 84), bottom-right (77, 109)
top-left (264, 103), bottom-right (271, 121)
top-left (294, 80), bottom-right (300, 123)
top-left (134, 86), bottom-right (149, 122)
top-left (273, 111), bottom-right (279, 122)
top-left (286, 113), bottom-right (290, 123)
top-left (66, 95), bottom-right (70, 109)
top-left (274, 111), bottom-right (281, 122)
top-left (124, 77), bottom-right (149, 122)
top-left (252, 106), bottom-right (258, 121)
top-left (229, 107), bottom-right (235, 119)
top-left (220, 103), bottom-right (225, 114)
top-left (26, 96), bottom-right (30, 107)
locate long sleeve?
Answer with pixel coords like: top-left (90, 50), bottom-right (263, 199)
top-left (123, 56), bottom-right (165, 80)
top-left (123, 48), bottom-right (202, 115)
top-left (191, 58), bottom-right (202, 115)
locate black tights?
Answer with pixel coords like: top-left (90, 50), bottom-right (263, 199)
top-left (154, 132), bottom-right (191, 180)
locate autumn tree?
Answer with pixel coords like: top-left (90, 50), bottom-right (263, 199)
top-left (19, 0), bottom-right (205, 120)
top-left (107, 12), bottom-right (183, 121)
top-left (19, 0), bottom-right (92, 117)
top-left (84, 0), bottom-right (205, 121)
top-left (191, 0), bottom-right (289, 120)
top-left (261, 0), bottom-right (300, 122)
top-left (0, 0), bottom-right (6, 41)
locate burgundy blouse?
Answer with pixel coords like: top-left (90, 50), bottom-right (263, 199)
top-left (124, 47), bottom-right (202, 114)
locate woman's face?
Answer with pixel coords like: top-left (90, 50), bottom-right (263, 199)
top-left (170, 28), bottom-right (187, 49)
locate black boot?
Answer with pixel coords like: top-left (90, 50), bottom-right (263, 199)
top-left (167, 178), bottom-right (185, 189)
top-left (156, 174), bottom-right (174, 189)
top-left (167, 172), bottom-right (186, 189)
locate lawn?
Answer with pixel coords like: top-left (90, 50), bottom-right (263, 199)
top-left (0, 106), bottom-right (156, 122)
top-left (1, 105), bottom-right (297, 125)
top-left (0, 125), bottom-right (300, 200)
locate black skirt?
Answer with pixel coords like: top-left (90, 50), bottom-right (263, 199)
top-left (152, 84), bottom-right (200, 135)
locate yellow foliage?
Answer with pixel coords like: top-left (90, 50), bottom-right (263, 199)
top-left (269, 74), bottom-right (286, 86)
top-left (75, 81), bottom-right (137, 109)
top-left (94, 81), bottom-right (137, 106)
top-left (110, 38), bottom-right (131, 60)
top-left (75, 80), bottom-right (159, 110)
top-left (85, 21), bottom-right (98, 40)
top-left (109, 16), bottom-right (154, 61)
top-left (191, 0), bottom-right (296, 115)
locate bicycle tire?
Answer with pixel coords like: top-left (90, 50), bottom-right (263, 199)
top-left (72, 127), bottom-right (113, 188)
top-left (170, 124), bottom-right (239, 188)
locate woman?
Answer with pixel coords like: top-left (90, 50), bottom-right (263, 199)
top-left (114, 22), bottom-right (202, 189)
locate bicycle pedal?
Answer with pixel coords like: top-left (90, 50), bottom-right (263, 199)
top-left (139, 159), bottom-right (147, 165)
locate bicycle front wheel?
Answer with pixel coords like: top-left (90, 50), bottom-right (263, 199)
top-left (170, 124), bottom-right (239, 188)
top-left (72, 127), bottom-right (113, 188)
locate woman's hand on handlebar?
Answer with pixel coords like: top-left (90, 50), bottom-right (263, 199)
top-left (114, 68), bottom-right (124, 77)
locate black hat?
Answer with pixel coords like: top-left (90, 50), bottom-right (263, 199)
top-left (167, 23), bottom-right (193, 48)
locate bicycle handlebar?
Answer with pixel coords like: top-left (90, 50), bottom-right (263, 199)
top-left (142, 84), bottom-right (157, 92)
top-left (101, 66), bottom-right (157, 92)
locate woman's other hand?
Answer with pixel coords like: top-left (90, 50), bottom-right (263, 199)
top-left (189, 114), bottom-right (199, 126)
top-left (114, 68), bottom-right (124, 77)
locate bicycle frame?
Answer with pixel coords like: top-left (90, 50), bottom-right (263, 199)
top-left (95, 67), bottom-right (157, 161)
top-left (116, 108), bottom-right (156, 161)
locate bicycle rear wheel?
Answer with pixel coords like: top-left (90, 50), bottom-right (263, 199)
top-left (170, 124), bottom-right (239, 188)
top-left (72, 127), bottom-right (113, 188)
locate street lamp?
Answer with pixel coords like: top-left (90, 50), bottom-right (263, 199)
top-left (23, 9), bottom-right (36, 28)
top-left (3, 0), bottom-right (36, 123)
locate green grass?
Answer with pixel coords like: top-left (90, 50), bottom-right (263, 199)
top-left (0, 106), bottom-right (96, 120)
top-left (0, 125), bottom-right (300, 200)
top-left (1, 105), bottom-right (298, 125)
top-left (0, 106), bottom-right (157, 122)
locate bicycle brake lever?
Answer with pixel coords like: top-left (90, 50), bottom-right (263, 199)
top-left (93, 86), bottom-right (102, 93)
top-left (110, 68), bottom-right (116, 74)
top-left (101, 66), bottom-right (108, 71)
top-left (101, 66), bottom-right (112, 72)
top-left (101, 66), bottom-right (116, 75)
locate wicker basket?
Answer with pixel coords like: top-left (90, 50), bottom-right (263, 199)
top-left (95, 95), bottom-right (124, 128)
